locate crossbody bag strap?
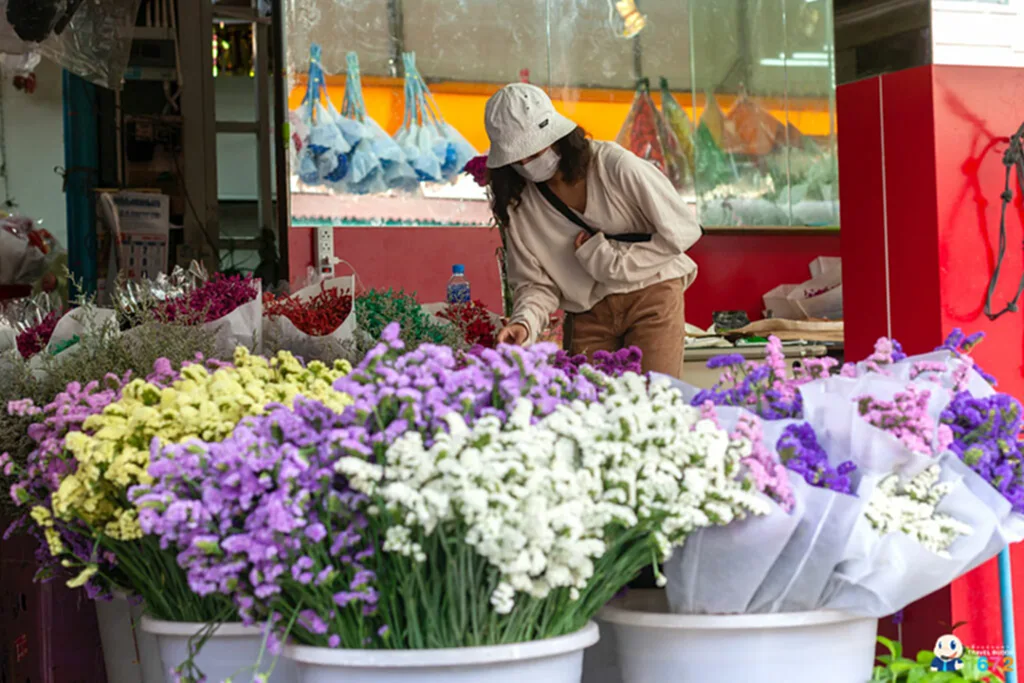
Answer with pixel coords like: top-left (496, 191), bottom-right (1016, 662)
top-left (535, 181), bottom-right (597, 236)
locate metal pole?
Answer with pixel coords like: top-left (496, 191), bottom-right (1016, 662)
top-left (386, 0), bottom-right (406, 78)
top-left (1000, 548), bottom-right (1017, 683)
top-left (271, 0), bottom-right (289, 281)
top-left (62, 71), bottom-right (98, 292)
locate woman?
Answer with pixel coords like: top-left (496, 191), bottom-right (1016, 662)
top-left (485, 83), bottom-right (701, 377)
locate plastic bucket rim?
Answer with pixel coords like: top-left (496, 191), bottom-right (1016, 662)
top-left (599, 591), bottom-right (870, 630)
top-left (140, 616), bottom-right (263, 638)
top-left (284, 621), bottom-right (599, 668)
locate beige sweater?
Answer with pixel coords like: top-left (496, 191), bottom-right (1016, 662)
top-left (506, 141), bottom-right (701, 342)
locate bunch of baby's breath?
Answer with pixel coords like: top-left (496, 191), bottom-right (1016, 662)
top-left (0, 291), bottom-right (220, 518)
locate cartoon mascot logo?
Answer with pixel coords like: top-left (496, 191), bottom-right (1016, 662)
top-left (931, 634), bottom-right (965, 672)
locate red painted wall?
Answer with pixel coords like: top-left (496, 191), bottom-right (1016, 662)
top-left (839, 64), bottom-right (1024, 664)
top-left (288, 227), bottom-right (841, 328)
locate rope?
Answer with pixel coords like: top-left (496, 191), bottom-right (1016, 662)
top-left (985, 121), bottom-right (1024, 321)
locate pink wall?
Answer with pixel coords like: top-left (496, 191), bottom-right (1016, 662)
top-left (288, 226), bottom-right (841, 327)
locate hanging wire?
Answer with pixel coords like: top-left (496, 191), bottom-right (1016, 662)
top-left (984, 122), bottom-right (1024, 321)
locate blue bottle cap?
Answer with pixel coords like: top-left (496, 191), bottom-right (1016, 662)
top-left (452, 264), bottom-right (465, 275)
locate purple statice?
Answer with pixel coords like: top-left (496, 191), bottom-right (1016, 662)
top-left (732, 413), bottom-right (795, 512)
top-left (776, 422), bottom-right (857, 495)
top-left (335, 323), bottom-right (602, 448)
top-left (131, 398), bottom-right (379, 648)
top-left (3, 373), bottom-right (131, 594)
top-left (935, 329), bottom-right (997, 386)
top-left (940, 391), bottom-right (1024, 513)
top-left (550, 347), bottom-right (643, 378)
top-left (855, 385), bottom-right (952, 457)
top-left (693, 338), bottom-right (810, 420)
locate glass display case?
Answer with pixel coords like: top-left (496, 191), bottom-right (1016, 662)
top-left (283, 0), bottom-right (839, 230)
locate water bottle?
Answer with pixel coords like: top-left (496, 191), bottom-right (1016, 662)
top-left (446, 264), bottom-right (471, 304)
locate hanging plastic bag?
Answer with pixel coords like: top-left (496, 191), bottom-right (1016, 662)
top-left (339, 52), bottom-right (418, 194)
top-left (616, 78), bottom-right (684, 187)
top-left (694, 92), bottom-right (737, 191)
top-left (291, 44), bottom-right (352, 189)
top-left (659, 78), bottom-right (696, 186)
top-left (394, 52), bottom-right (478, 184)
top-left (727, 91), bottom-right (785, 156)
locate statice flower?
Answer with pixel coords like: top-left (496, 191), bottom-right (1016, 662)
top-left (841, 337), bottom-right (908, 378)
top-left (133, 398), bottom-right (377, 648)
top-left (334, 323), bottom-right (601, 447)
top-left (776, 422), bottom-right (857, 494)
top-left (3, 373), bottom-right (130, 593)
top-left (731, 414), bottom-right (794, 511)
top-left (693, 337), bottom-right (830, 420)
top-left (865, 465), bottom-right (972, 556)
top-left (936, 329), bottom-right (996, 386)
top-left (941, 391), bottom-right (1024, 513)
top-left (338, 373), bottom-right (770, 620)
top-left (855, 385), bottom-right (952, 456)
top-left (553, 347), bottom-right (643, 377)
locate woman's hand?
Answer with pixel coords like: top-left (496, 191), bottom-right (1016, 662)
top-left (496, 323), bottom-right (529, 346)
top-left (574, 231), bottom-right (591, 250)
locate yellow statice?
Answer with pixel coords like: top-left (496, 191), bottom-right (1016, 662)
top-left (51, 348), bottom-right (352, 541)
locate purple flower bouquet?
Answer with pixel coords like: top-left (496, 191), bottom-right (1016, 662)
top-left (661, 330), bottom-right (1024, 618)
top-left (135, 324), bottom-right (773, 655)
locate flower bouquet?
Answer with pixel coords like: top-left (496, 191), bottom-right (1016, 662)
top-left (263, 275), bottom-right (357, 362)
top-left (158, 272), bottom-right (262, 356)
top-left (132, 325), bottom-right (776, 682)
top-left (661, 332), bottom-right (1024, 618)
top-left (4, 347), bottom-right (352, 682)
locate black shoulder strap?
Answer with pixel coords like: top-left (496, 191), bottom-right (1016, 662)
top-left (535, 181), bottom-right (596, 236)
top-left (534, 181), bottom-right (653, 244)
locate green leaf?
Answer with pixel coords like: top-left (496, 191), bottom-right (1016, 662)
top-left (891, 661), bottom-right (917, 674)
top-left (878, 637), bottom-right (899, 658)
top-left (918, 651), bottom-right (936, 665)
top-left (908, 668), bottom-right (928, 683)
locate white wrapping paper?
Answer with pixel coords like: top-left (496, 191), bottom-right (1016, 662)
top-left (263, 276), bottom-right (356, 362)
top-left (661, 361), bottom-right (1024, 618)
top-left (203, 281), bottom-right (263, 357)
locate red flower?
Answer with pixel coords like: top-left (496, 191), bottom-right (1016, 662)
top-left (439, 300), bottom-right (497, 348)
top-left (465, 155), bottom-right (489, 188)
top-left (265, 285), bottom-right (353, 336)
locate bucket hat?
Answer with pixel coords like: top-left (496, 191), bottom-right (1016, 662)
top-left (484, 83), bottom-right (577, 169)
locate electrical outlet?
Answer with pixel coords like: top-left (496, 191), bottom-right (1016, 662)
top-left (316, 226), bottom-right (335, 276)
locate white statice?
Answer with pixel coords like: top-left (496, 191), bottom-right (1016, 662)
top-left (336, 373), bottom-right (771, 615)
top-left (865, 464), bottom-right (973, 556)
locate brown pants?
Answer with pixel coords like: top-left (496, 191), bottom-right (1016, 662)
top-left (564, 279), bottom-right (685, 378)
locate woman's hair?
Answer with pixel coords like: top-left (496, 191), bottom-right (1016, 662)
top-left (488, 126), bottom-right (592, 228)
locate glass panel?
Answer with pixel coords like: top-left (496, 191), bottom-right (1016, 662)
top-left (282, 0), bottom-right (839, 230)
top-left (688, 0), bottom-right (838, 227)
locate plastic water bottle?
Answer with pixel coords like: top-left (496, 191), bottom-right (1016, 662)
top-left (446, 264), bottom-right (471, 304)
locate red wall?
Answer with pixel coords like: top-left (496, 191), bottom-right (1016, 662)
top-left (288, 227), bottom-right (841, 327)
top-left (839, 64), bottom-right (1024, 663)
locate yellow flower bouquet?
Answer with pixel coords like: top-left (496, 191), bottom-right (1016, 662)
top-left (20, 347), bottom-right (352, 621)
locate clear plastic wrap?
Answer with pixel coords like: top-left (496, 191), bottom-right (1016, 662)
top-left (32, 0), bottom-right (141, 91)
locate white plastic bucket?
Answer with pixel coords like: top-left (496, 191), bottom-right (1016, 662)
top-left (583, 590), bottom-right (876, 683)
top-left (284, 622), bottom-right (599, 683)
top-left (94, 593), bottom-right (164, 683)
top-left (141, 617), bottom-right (295, 683)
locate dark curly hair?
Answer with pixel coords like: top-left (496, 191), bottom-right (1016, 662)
top-left (488, 127), bottom-right (592, 228)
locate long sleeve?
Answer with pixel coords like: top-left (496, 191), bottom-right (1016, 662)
top-left (575, 149), bottom-right (702, 284)
top-left (505, 224), bottom-right (560, 345)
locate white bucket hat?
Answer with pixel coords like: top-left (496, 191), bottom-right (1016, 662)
top-left (484, 83), bottom-right (577, 169)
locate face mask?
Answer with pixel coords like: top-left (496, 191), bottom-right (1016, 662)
top-left (514, 149), bottom-right (560, 183)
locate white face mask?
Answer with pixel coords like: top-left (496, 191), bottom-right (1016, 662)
top-left (514, 149), bottom-right (560, 183)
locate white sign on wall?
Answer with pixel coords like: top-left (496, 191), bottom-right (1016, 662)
top-left (932, 0), bottom-right (1024, 67)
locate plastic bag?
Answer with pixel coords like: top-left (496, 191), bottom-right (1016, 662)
top-left (339, 52), bottom-right (417, 194)
top-left (393, 52), bottom-right (477, 184)
top-left (31, 0), bottom-right (141, 91)
top-left (293, 44), bottom-right (352, 189)
top-left (615, 78), bottom-right (685, 188)
top-left (694, 92), bottom-right (737, 191)
top-left (726, 92), bottom-right (785, 156)
top-left (659, 78), bottom-right (695, 186)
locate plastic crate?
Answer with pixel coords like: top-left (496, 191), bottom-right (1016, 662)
top-left (0, 531), bottom-right (107, 683)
